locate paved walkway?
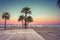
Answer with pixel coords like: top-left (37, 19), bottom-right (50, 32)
top-left (0, 29), bottom-right (45, 40)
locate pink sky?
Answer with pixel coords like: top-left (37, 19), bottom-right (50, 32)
top-left (0, 17), bottom-right (59, 24)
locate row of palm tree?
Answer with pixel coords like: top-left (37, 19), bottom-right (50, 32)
top-left (2, 0), bottom-right (60, 30)
top-left (2, 7), bottom-right (33, 29)
top-left (18, 7), bottom-right (33, 29)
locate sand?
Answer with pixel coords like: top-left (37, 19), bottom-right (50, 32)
top-left (33, 27), bottom-right (60, 40)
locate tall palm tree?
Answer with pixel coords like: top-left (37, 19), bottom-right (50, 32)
top-left (2, 12), bottom-right (10, 30)
top-left (21, 7), bottom-right (31, 29)
top-left (18, 15), bottom-right (24, 28)
top-left (57, 0), bottom-right (60, 8)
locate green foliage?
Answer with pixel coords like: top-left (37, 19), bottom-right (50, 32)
top-left (2, 12), bottom-right (10, 20)
top-left (26, 16), bottom-right (33, 23)
top-left (2, 12), bottom-right (10, 30)
top-left (21, 7), bottom-right (31, 14)
top-left (18, 15), bottom-right (24, 22)
top-left (19, 7), bottom-right (33, 28)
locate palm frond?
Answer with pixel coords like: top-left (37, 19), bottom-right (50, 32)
top-left (2, 12), bottom-right (10, 20)
top-left (26, 16), bottom-right (33, 23)
top-left (2, 15), bottom-right (4, 19)
top-left (21, 7), bottom-right (31, 14)
top-left (28, 11), bottom-right (31, 14)
top-left (18, 15), bottom-right (24, 22)
top-left (57, 0), bottom-right (60, 8)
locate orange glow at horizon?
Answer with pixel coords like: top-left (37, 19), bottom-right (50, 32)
top-left (30, 17), bottom-right (59, 24)
top-left (0, 17), bottom-right (59, 24)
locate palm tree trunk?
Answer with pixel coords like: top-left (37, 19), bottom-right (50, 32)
top-left (25, 13), bottom-right (27, 29)
top-left (22, 20), bottom-right (23, 28)
top-left (5, 18), bottom-right (6, 30)
top-left (26, 22), bottom-right (29, 28)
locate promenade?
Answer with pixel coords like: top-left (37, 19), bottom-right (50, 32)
top-left (0, 29), bottom-right (45, 40)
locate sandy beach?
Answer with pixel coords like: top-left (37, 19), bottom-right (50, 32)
top-left (33, 27), bottom-right (60, 40)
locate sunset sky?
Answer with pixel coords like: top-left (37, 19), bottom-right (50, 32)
top-left (0, 0), bottom-right (60, 24)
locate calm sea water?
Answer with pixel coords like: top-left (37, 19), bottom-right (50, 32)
top-left (0, 24), bottom-right (60, 27)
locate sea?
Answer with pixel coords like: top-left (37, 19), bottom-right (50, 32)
top-left (0, 24), bottom-right (60, 27)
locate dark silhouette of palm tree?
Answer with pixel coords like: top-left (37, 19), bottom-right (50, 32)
top-left (57, 0), bottom-right (60, 8)
top-left (26, 16), bottom-right (33, 27)
top-left (2, 12), bottom-right (10, 30)
top-left (26, 16), bottom-right (33, 24)
top-left (18, 15), bottom-right (24, 28)
top-left (21, 7), bottom-right (31, 29)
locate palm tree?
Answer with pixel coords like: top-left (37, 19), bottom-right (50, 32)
top-left (18, 15), bottom-right (24, 28)
top-left (21, 7), bottom-right (31, 29)
top-left (26, 16), bottom-right (33, 27)
top-left (26, 16), bottom-right (33, 24)
top-left (57, 0), bottom-right (60, 8)
top-left (2, 12), bottom-right (10, 30)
